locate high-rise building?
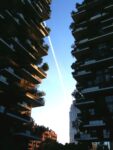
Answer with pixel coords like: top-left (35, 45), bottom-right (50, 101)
top-left (71, 0), bottom-right (113, 147)
top-left (69, 100), bottom-right (79, 144)
top-left (0, 0), bottom-right (51, 149)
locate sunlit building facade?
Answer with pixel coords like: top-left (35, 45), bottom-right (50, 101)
top-left (69, 100), bottom-right (79, 144)
top-left (0, 0), bottom-right (51, 149)
top-left (71, 0), bottom-right (113, 148)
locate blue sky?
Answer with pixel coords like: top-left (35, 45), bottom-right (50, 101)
top-left (32, 0), bottom-right (83, 144)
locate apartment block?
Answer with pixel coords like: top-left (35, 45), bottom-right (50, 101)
top-left (0, 0), bottom-right (51, 149)
top-left (71, 0), bottom-right (113, 146)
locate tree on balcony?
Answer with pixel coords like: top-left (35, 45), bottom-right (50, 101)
top-left (41, 63), bottom-right (49, 71)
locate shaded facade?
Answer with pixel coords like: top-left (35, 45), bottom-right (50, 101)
top-left (71, 0), bottom-right (113, 145)
top-left (0, 0), bottom-right (51, 149)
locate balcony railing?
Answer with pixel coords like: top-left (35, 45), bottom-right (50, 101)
top-left (2, 67), bottom-right (21, 82)
top-left (77, 31), bottom-right (113, 47)
top-left (12, 38), bottom-right (37, 63)
top-left (81, 85), bottom-right (113, 96)
top-left (71, 9), bottom-right (86, 22)
top-left (0, 38), bottom-right (15, 55)
top-left (76, 0), bottom-right (103, 11)
top-left (0, 107), bottom-right (32, 123)
top-left (75, 99), bottom-right (95, 108)
top-left (83, 120), bottom-right (106, 128)
top-left (104, 4), bottom-right (113, 12)
top-left (73, 70), bottom-right (92, 80)
top-left (18, 68), bottom-right (42, 84)
top-left (30, 64), bottom-right (46, 79)
top-left (17, 102), bottom-right (31, 111)
top-left (81, 56), bottom-right (113, 69)
top-left (0, 75), bottom-right (8, 90)
top-left (14, 130), bottom-right (38, 140)
top-left (25, 93), bottom-right (45, 107)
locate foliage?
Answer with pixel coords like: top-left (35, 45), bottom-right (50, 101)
top-left (41, 63), bottom-right (49, 71)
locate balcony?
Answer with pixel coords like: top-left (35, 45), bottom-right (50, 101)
top-left (12, 38), bottom-right (37, 63)
top-left (0, 75), bottom-right (8, 90)
top-left (83, 120), bottom-right (106, 128)
top-left (0, 38), bottom-right (15, 55)
top-left (104, 4), bottom-right (113, 12)
top-left (30, 20), bottom-right (49, 39)
top-left (81, 85), bottom-right (113, 96)
top-left (75, 133), bottom-right (98, 142)
top-left (81, 56), bottom-right (113, 69)
top-left (29, 64), bottom-right (46, 79)
top-left (73, 70), bottom-right (92, 80)
top-left (17, 102), bottom-right (31, 111)
top-left (71, 9), bottom-right (86, 22)
top-left (72, 26), bottom-right (87, 39)
top-left (25, 92), bottom-right (45, 107)
top-left (0, 107), bottom-right (32, 123)
top-left (101, 17), bottom-right (113, 26)
top-left (77, 31), bottom-right (113, 47)
top-left (38, 23), bottom-right (50, 37)
top-left (17, 68), bottom-right (42, 84)
top-left (72, 47), bottom-right (90, 59)
top-left (75, 99), bottom-right (95, 108)
top-left (1, 67), bottom-right (21, 82)
top-left (14, 130), bottom-right (38, 140)
top-left (0, 105), bottom-right (5, 113)
top-left (102, 24), bottom-right (113, 33)
top-left (76, 0), bottom-right (103, 11)
top-left (25, 39), bottom-right (48, 57)
top-left (89, 13), bottom-right (105, 22)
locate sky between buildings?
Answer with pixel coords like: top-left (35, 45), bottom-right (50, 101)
top-left (32, 0), bottom-right (83, 144)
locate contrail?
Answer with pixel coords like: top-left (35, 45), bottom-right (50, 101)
top-left (44, 22), bottom-right (67, 99)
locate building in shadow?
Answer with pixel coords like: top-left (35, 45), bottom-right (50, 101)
top-left (70, 0), bottom-right (113, 149)
top-left (0, 0), bottom-right (51, 149)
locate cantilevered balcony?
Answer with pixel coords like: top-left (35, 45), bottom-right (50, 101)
top-left (75, 133), bottom-right (98, 142)
top-left (29, 64), bottom-right (46, 79)
top-left (25, 92), bottom-right (45, 107)
top-left (72, 70), bottom-right (92, 80)
top-left (37, 23), bottom-right (50, 37)
top-left (0, 38), bottom-right (15, 55)
top-left (25, 39), bottom-right (48, 57)
top-left (12, 38), bottom-right (37, 63)
top-left (75, 98), bottom-right (95, 108)
top-left (89, 12), bottom-right (107, 23)
top-left (77, 31), bottom-right (113, 47)
top-left (76, 0), bottom-right (103, 11)
top-left (17, 102), bottom-right (31, 111)
top-left (83, 120), bottom-right (106, 128)
top-left (29, 20), bottom-right (49, 38)
top-left (1, 67), bottom-right (21, 82)
top-left (80, 56), bottom-right (113, 69)
top-left (72, 26), bottom-right (87, 39)
top-left (101, 16), bottom-right (113, 26)
top-left (104, 4), bottom-right (113, 12)
top-left (14, 130), bottom-right (38, 140)
top-left (71, 47), bottom-right (90, 59)
top-left (81, 85), bottom-right (113, 97)
top-left (0, 105), bottom-right (32, 123)
top-left (0, 75), bottom-right (8, 90)
top-left (102, 24), bottom-right (113, 33)
top-left (71, 9), bottom-right (86, 22)
top-left (16, 68), bottom-right (42, 84)
top-left (76, 129), bottom-right (110, 142)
